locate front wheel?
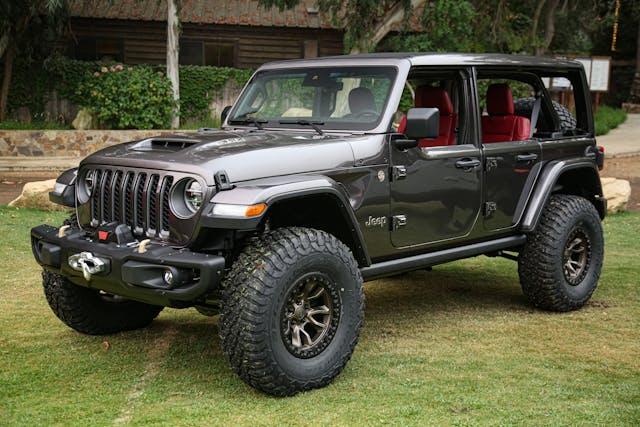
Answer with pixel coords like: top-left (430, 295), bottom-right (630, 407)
top-left (43, 271), bottom-right (163, 334)
top-left (219, 227), bottom-right (364, 396)
top-left (518, 195), bottom-right (604, 311)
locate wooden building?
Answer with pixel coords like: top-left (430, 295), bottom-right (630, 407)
top-left (66, 0), bottom-right (344, 69)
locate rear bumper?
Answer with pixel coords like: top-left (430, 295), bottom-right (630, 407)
top-left (31, 224), bottom-right (225, 307)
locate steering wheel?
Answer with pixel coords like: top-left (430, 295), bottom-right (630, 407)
top-left (351, 109), bottom-right (379, 119)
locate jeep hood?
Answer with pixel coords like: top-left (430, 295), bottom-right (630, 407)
top-left (80, 130), bottom-right (360, 185)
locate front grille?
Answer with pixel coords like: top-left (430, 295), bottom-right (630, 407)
top-left (87, 168), bottom-right (176, 239)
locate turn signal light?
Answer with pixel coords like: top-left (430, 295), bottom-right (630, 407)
top-left (245, 203), bottom-right (266, 217)
top-left (212, 203), bottom-right (267, 218)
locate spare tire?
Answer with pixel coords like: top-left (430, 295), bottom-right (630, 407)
top-left (514, 97), bottom-right (577, 130)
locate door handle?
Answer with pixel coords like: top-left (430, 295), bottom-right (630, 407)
top-left (455, 158), bottom-right (481, 170)
top-left (516, 153), bottom-right (538, 162)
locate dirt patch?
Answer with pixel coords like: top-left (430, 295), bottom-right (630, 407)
top-left (0, 171), bottom-right (59, 205)
top-left (602, 155), bottom-right (640, 211)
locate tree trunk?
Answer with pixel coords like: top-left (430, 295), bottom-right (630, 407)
top-left (167, 0), bottom-right (181, 129)
top-left (350, 0), bottom-right (428, 54)
top-left (0, 45), bottom-right (15, 122)
top-left (537, 0), bottom-right (560, 56)
top-left (531, 0), bottom-right (546, 55)
top-left (630, 23), bottom-right (640, 103)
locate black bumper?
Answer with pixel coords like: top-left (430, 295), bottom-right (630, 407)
top-left (31, 224), bottom-right (225, 307)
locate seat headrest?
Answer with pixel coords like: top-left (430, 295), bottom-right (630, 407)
top-left (348, 87), bottom-right (376, 114)
top-left (486, 83), bottom-right (514, 115)
top-left (415, 86), bottom-right (454, 115)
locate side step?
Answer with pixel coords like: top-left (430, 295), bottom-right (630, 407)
top-left (360, 235), bottom-right (527, 281)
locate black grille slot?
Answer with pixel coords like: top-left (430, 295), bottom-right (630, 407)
top-left (101, 170), bottom-right (113, 223)
top-left (112, 170), bottom-right (123, 223)
top-left (87, 168), bottom-right (178, 240)
top-left (134, 173), bottom-right (147, 231)
top-left (90, 170), bottom-right (102, 225)
top-left (147, 174), bottom-right (160, 234)
top-left (123, 172), bottom-right (134, 225)
top-left (160, 176), bottom-right (174, 235)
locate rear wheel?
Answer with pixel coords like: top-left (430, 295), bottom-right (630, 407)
top-left (43, 271), bottom-right (163, 334)
top-left (219, 227), bottom-right (364, 396)
top-left (518, 195), bottom-right (604, 311)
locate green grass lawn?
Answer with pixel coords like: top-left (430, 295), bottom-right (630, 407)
top-left (1, 207), bottom-right (638, 426)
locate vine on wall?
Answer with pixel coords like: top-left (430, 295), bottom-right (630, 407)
top-left (0, 55), bottom-right (253, 128)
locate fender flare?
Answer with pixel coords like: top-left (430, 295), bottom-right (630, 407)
top-left (519, 158), bottom-right (605, 233)
top-left (206, 175), bottom-right (371, 266)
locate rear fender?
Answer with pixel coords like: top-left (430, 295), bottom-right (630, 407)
top-left (520, 159), bottom-right (605, 232)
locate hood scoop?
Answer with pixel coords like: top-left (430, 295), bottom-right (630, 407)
top-left (132, 138), bottom-right (200, 152)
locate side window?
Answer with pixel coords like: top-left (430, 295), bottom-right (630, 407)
top-left (477, 77), bottom-right (537, 144)
top-left (396, 70), bottom-right (466, 148)
top-left (536, 72), bottom-right (584, 135)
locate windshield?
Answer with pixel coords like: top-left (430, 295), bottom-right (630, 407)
top-left (227, 66), bottom-right (397, 132)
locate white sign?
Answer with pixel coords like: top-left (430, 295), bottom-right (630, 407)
top-left (552, 77), bottom-right (572, 89)
top-left (575, 58), bottom-right (592, 83)
top-left (590, 58), bottom-right (610, 92)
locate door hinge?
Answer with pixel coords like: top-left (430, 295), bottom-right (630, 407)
top-left (391, 165), bottom-right (407, 181)
top-left (485, 158), bottom-right (498, 172)
top-left (483, 201), bottom-right (497, 217)
top-left (392, 215), bottom-right (407, 230)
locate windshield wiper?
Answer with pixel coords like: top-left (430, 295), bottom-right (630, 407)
top-left (228, 118), bottom-right (268, 130)
top-left (279, 119), bottom-right (325, 135)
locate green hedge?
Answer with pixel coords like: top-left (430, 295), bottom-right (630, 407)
top-left (1, 55), bottom-right (253, 128)
top-left (594, 105), bottom-right (627, 136)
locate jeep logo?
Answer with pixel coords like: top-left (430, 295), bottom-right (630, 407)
top-left (365, 216), bottom-right (387, 228)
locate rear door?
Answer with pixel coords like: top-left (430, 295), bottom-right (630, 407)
top-left (477, 72), bottom-right (544, 231)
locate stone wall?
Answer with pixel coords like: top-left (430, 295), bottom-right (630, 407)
top-left (0, 129), bottom-right (176, 157)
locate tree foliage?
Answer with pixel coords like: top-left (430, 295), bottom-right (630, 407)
top-left (382, 0), bottom-right (476, 52)
top-left (0, 0), bottom-right (68, 120)
top-left (259, 0), bottom-right (418, 53)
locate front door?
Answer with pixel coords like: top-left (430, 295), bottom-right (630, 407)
top-left (390, 143), bottom-right (482, 248)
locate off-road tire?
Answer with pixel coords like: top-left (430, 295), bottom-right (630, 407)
top-left (219, 227), bottom-right (364, 396)
top-left (518, 195), bottom-right (603, 311)
top-left (42, 270), bottom-right (163, 335)
top-left (514, 97), bottom-right (577, 129)
top-left (62, 213), bottom-right (78, 227)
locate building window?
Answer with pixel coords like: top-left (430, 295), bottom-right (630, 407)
top-left (74, 38), bottom-right (124, 62)
top-left (180, 40), bottom-right (235, 67)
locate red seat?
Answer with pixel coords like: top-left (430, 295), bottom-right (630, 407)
top-left (481, 84), bottom-right (530, 143)
top-left (397, 86), bottom-right (457, 147)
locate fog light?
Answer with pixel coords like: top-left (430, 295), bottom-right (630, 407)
top-left (163, 269), bottom-right (175, 285)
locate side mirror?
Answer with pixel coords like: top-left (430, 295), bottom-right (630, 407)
top-left (405, 107), bottom-right (439, 140)
top-left (221, 105), bottom-right (232, 125)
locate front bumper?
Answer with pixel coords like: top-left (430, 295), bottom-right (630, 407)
top-left (31, 224), bottom-right (225, 307)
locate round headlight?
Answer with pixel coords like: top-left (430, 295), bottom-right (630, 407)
top-left (77, 169), bottom-right (96, 204)
top-left (184, 179), bottom-right (204, 212)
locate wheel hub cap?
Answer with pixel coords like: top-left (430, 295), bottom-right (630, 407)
top-left (280, 273), bottom-right (340, 358)
top-left (563, 227), bottom-right (591, 286)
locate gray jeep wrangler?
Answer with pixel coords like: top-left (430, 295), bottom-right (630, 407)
top-left (32, 53), bottom-right (606, 396)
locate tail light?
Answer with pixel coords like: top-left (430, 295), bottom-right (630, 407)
top-left (596, 146), bottom-right (604, 171)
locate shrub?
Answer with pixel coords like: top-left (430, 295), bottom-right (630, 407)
top-left (44, 56), bottom-right (253, 125)
top-left (76, 65), bottom-right (175, 130)
top-left (594, 105), bottom-right (627, 136)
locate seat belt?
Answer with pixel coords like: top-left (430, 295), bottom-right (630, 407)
top-left (529, 94), bottom-right (542, 139)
